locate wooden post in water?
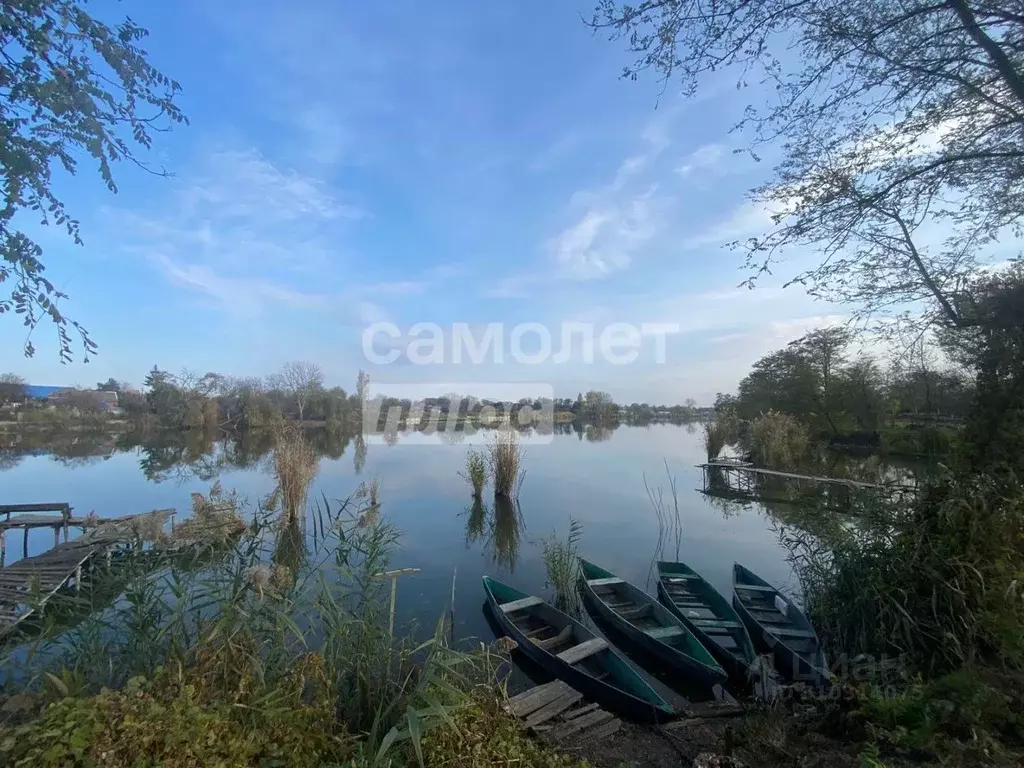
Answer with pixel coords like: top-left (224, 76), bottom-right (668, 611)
top-left (0, 530), bottom-right (5, 568)
top-left (53, 525), bottom-right (60, 549)
top-left (22, 528), bottom-right (28, 560)
top-left (373, 568), bottom-right (421, 637)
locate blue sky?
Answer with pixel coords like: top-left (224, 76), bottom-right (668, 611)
top-left (2, 0), bottom-right (846, 404)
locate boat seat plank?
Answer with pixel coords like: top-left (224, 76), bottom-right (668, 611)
top-left (587, 577), bottom-right (623, 587)
top-left (645, 625), bottom-right (687, 640)
top-left (536, 626), bottom-right (573, 650)
top-left (692, 619), bottom-right (742, 629)
top-left (664, 575), bottom-right (699, 582)
top-left (766, 627), bottom-right (817, 639)
top-left (500, 596), bottom-right (543, 613)
top-left (557, 638), bottom-right (608, 665)
top-left (735, 584), bottom-right (777, 593)
top-left (672, 601), bottom-right (711, 609)
top-left (618, 605), bottom-right (650, 620)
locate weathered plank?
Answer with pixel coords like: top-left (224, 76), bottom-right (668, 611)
top-left (586, 577), bottom-right (623, 587)
top-left (500, 596), bottom-right (543, 613)
top-left (645, 626), bottom-right (687, 640)
top-left (586, 717), bottom-right (622, 742)
top-left (524, 689), bottom-right (584, 728)
top-left (561, 702), bottom-right (601, 721)
top-left (508, 681), bottom-right (573, 718)
top-left (556, 638), bottom-right (607, 665)
top-left (550, 709), bottom-right (614, 740)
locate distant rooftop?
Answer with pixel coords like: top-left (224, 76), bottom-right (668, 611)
top-left (24, 385), bottom-right (66, 399)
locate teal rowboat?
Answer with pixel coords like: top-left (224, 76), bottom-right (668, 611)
top-left (482, 576), bottom-right (675, 722)
top-left (732, 563), bottom-right (830, 688)
top-left (656, 560), bottom-right (758, 683)
top-left (578, 558), bottom-right (726, 689)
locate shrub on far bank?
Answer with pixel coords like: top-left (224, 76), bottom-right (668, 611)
top-left (748, 411), bottom-right (811, 469)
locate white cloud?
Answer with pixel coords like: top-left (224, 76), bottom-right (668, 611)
top-left (122, 145), bottom-right (365, 314)
top-left (676, 143), bottom-right (726, 176)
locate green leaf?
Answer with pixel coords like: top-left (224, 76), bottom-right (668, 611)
top-left (406, 706), bottom-right (425, 768)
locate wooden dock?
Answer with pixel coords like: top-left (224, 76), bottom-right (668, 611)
top-left (506, 680), bottom-right (623, 744)
top-left (0, 508), bottom-right (174, 637)
top-left (696, 461), bottom-right (918, 509)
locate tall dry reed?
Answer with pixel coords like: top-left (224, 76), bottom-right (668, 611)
top-left (269, 426), bottom-right (318, 524)
top-left (487, 428), bottom-right (525, 499)
top-left (748, 411), bottom-right (810, 470)
top-left (541, 517), bottom-right (583, 616)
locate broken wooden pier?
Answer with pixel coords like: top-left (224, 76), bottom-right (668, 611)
top-left (507, 680), bottom-right (623, 744)
top-left (0, 506), bottom-right (174, 637)
top-left (696, 461), bottom-right (918, 510)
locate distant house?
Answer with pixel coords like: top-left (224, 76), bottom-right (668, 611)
top-left (47, 389), bottom-right (122, 414)
top-left (25, 385), bottom-right (66, 400)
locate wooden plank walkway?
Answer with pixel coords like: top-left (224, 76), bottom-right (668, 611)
top-left (0, 509), bottom-right (174, 637)
top-left (506, 680), bottom-right (623, 744)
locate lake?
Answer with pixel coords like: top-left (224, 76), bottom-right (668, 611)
top-left (1, 423), bottom-right (801, 650)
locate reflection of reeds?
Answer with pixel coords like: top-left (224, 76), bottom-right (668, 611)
top-left (491, 495), bottom-right (522, 572)
top-left (464, 498), bottom-right (488, 545)
top-left (273, 515), bottom-right (306, 576)
top-left (541, 517), bottom-right (582, 616)
top-left (269, 427), bottom-right (318, 525)
top-left (460, 448), bottom-right (487, 498)
top-left (487, 428), bottom-right (525, 498)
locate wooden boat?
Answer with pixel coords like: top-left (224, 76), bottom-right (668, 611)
top-left (482, 576), bottom-right (675, 722)
top-left (732, 563), bottom-right (830, 687)
top-left (655, 560), bottom-right (758, 682)
top-left (578, 559), bottom-right (726, 688)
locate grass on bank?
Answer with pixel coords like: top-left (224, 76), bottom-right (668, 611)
top-left (0, 486), bottom-right (585, 768)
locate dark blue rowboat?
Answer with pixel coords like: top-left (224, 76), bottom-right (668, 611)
top-left (578, 558), bottom-right (726, 689)
top-left (656, 560), bottom-right (758, 683)
top-left (732, 563), bottom-right (830, 688)
top-left (482, 576), bottom-right (675, 722)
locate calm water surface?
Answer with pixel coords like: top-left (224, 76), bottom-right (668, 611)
top-left (1, 424), bottom-right (800, 649)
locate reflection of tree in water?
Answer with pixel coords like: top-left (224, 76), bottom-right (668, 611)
top-left (383, 428), bottom-right (401, 446)
top-left (0, 449), bottom-right (23, 471)
top-left (353, 432), bottom-right (367, 474)
top-left (584, 424), bottom-right (614, 442)
top-left (307, 428), bottom-right (351, 459)
top-left (138, 430), bottom-right (220, 483)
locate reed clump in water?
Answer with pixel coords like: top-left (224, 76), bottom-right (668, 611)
top-left (487, 429), bottom-right (525, 499)
top-left (268, 426), bottom-right (318, 525)
top-left (171, 482), bottom-right (247, 547)
top-left (460, 448), bottom-right (487, 498)
top-left (541, 517), bottom-right (583, 616)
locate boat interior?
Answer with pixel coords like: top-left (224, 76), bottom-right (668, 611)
top-left (499, 596), bottom-right (613, 682)
top-left (586, 576), bottom-right (693, 645)
top-left (661, 575), bottom-right (746, 655)
top-left (733, 582), bottom-right (819, 658)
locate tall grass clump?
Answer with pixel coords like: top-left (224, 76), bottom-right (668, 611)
top-left (748, 410), bottom-right (810, 470)
top-left (703, 419), bottom-right (730, 461)
top-left (487, 428), bottom-right (525, 499)
top-left (268, 425), bottom-right (318, 524)
top-left (792, 471), bottom-right (1024, 676)
top-left (541, 517), bottom-right (583, 616)
top-left (460, 447), bottom-right (487, 498)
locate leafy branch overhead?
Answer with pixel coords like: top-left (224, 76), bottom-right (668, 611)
top-left (0, 0), bottom-right (187, 362)
top-left (592, 0), bottom-right (1024, 333)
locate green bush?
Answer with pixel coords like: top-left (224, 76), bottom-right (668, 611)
top-left (0, 663), bottom-right (352, 768)
top-left (421, 695), bottom-right (589, 767)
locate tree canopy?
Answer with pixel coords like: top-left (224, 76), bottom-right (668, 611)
top-left (592, 0), bottom-right (1024, 331)
top-left (1, 0), bottom-right (186, 361)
